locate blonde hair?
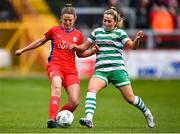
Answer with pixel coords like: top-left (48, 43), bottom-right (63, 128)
top-left (104, 6), bottom-right (124, 28)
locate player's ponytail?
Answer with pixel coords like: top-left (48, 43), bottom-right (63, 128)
top-left (65, 3), bottom-right (72, 8)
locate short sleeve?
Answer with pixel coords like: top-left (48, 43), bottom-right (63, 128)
top-left (44, 28), bottom-right (53, 40)
top-left (77, 32), bottom-right (83, 45)
top-left (120, 30), bottom-right (131, 45)
top-left (87, 29), bottom-right (96, 44)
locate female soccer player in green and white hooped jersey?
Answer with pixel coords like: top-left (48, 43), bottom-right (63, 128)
top-left (72, 6), bottom-right (155, 128)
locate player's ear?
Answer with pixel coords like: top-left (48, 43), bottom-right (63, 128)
top-left (59, 18), bottom-right (62, 24)
top-left (74, 15), bottom-right (77, 21)
top-left (60, 15), bottom-right (63, 20)
top-left (114, 22), bottom-right (117, 27)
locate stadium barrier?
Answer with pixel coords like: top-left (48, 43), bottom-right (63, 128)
top-left (76, 50), bottom-right (180, 79)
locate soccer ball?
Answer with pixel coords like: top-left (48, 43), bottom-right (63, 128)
top-left (56, 110), bottom-right (74, 128)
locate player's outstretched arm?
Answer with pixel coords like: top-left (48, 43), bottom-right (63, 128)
top-left (125, 30), bottom-right (144, 50)
top-left (77, 45), bottom-right (99, 57)
top-left (71, 40), bottom-right (92, 52)
top-left (15, 37), bottom-right (48, 56)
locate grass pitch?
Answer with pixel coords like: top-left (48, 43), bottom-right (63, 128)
top-left (0, 77), bottom-right (180, 133)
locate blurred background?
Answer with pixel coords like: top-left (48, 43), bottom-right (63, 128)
top-left (0, 0), bottom-right (180, 79)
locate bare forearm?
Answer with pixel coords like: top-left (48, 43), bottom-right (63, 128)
top-left (132, 37), bottom-right (141, 50)
top-left (74, 40), bottom-right (92, 52)
top-left (15, 37), bottom-right (48, 56)
top-left (21, 37), bottom-right (46, 53)
top-left (125, 31), bottom-right (144, 50)
top-left (75, 44), bottom-right (89, 52)
top-left (77, 49), bottom-right (94, 57)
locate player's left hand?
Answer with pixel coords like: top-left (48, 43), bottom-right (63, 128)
top-left (136, 31), bottom-right (144, 40)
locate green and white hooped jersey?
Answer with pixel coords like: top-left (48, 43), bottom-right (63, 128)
top-left (88, 27), bottom-right (130, 72)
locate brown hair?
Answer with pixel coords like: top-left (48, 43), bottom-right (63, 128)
top-left (61, 3), bottom-right (76, 18)
top-left (104, 6), bottom-right (124, 28)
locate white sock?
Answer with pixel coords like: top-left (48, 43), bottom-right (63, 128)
top-left (85, 91), bottom-right (96, 120)
top-left (133, 96), bottom-right (147, 113)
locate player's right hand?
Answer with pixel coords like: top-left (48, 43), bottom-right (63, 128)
top-left (15, 49), bottom-right (23, 56)
top-left (92, 45), bottom-right (99, 54)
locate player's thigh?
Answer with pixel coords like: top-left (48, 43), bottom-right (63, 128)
top-left (51, 75), bottom-right (63, 96)
top-left (88, 77), bottom-right (106, 93)
top-left (110, 70), bottom-right (135, 102)
top-left (63, 73), bottom-right (80, 89)
top-left (66, 84), bottom-right (80, 105)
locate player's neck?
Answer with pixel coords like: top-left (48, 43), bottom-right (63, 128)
top-left (60, 26), bottom-right (74, 33)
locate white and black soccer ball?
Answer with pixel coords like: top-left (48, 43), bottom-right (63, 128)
top-left (56, 110), bottom-right (74, 128)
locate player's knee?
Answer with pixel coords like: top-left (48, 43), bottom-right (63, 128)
top-left (71, 99), bottom-right (80, 108)
top-left (125, 96), bottom-right (135, 104)
top-left (52, 85), bottom-right (61, 95)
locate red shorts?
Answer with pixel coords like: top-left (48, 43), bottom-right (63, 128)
top-left (46, 64), bottom-right (80, 89)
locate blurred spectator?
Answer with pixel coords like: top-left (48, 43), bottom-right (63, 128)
top-left (109, 0), bottom-right (130, 7)
top-left (135, 0), bottom-right (151, 28)
top-left (45, 0), bottom-right (179, 30)
top-left (107, 0), bottom-right (124, 18)
top-left (166, 0), bottom-right (179, 29)
top-left (149, 0), bottom-right (175, 32)
top-left (86, 0), bottom-right (107, 6)
top-left (177, 0), bottom-right (180, 28)
top-left (129, 0), bottom-right (141, 8)
top-left (107, 0), bottom-right (129, 28)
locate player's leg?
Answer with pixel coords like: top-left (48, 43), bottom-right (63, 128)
top-left (60, 73), bottom-right (80, 112)
top-left (46, 65), bottom-right (63, 128)
top-left (80, 75), bottom-right (107, 128)
top-left (47, 75), bottom-right (63, 128)
top-left (111, 70), bottom-right (155, 128)
top-left (60, 83), bottom-right (80, 112)
top-left (118, 85), bottom-right (155, 128)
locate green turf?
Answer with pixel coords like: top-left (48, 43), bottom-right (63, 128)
top-left (0, 77), bottom-right (180, 133)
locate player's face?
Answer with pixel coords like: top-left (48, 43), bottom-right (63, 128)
top-left (61, 14), bottom-right (75, 30)
top-left (103, 14), bottom-right (116, 31)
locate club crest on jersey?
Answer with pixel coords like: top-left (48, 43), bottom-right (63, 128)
top-left (111, 33), bottom-right (117, 38)
top-left (73, 36), bottom-right (77, 42)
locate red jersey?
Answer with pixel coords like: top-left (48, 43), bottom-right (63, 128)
top-left (45, 26), bottom-right (83, 74)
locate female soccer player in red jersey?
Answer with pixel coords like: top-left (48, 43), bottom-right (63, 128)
top-left (15, 4), bottom-right (96, 128)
